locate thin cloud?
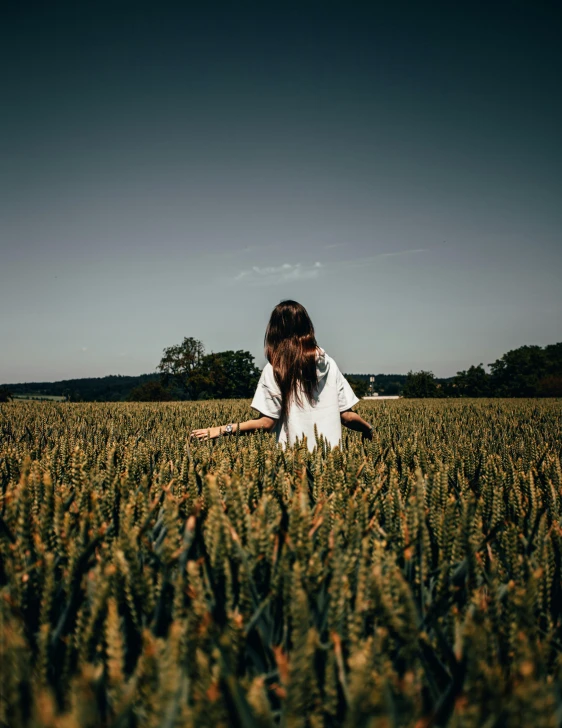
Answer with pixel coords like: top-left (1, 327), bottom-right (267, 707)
top-left (235, 262), bottom-right (323, 286)
top-left (81, 346), bottom-right (88, 352)
top-left (323, 244), bottom-right (428, 261)
top-left (207, 244), bottom-right (276, 261)
top-left (338, 247), bottom-right (429, 269)
top-left (231, 248), bottom-right (427, 286)
top-left (378, 248), bottom-right (427, 258)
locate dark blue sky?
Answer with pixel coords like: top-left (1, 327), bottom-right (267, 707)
top-left (1, 1), bottom-right (560, 381)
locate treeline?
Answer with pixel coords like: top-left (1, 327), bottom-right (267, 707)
top-left (0, 338), bottom-right (261, 403)
top-left (1, 341), bottom-right (560, 403)
top-left (0, 374), bottom-right (159, 403)
top-left (403, 343), bottom-right (562, 398)
top-left (129, 337), bottom-right (261, 402)
top-left (345, 373), bottom-right (415, 396)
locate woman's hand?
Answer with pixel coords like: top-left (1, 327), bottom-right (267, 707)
top-left (190, 426), bottom-right (222, 441)
top-left (190, 416), bottom-right (276, 442)
top-left (341, 409), bottom-right (373, 440)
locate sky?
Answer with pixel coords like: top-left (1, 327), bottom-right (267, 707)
top-left (1, 0), bottom-right (561, 382)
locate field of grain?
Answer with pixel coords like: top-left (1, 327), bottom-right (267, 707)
top-left (1, 399), bottom-right (561, 727)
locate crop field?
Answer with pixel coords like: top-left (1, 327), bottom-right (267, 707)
top-left (1, 399), bottom-right (562, 727)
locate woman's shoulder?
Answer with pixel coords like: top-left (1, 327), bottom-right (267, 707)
top-left (259, 362), bottom-right (280, 389)
top-left (317, 348), bottom-right (339, 369)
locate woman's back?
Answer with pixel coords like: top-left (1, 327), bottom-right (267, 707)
top-left (251, 347), bottom-right (359, 449)
top-left (191, 301), bottom-right (373, 447)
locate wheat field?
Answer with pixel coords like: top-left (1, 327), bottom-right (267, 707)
top-left (1, 398), bottom-right (561, 727)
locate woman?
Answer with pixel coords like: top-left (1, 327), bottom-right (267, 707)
top-left (190, 300), bottom-right (373, 450)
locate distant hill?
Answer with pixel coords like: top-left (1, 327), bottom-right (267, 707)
top-left (3, 373), bottom-right (159, 402)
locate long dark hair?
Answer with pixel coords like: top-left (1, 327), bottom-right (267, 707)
top-left (264, 300), bottom-right (319, 421)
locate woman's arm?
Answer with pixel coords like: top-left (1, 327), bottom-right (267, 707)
top-left (340, 409), bottom-right (373, 440)
top-left (190, 413), bottom-right (277, 441)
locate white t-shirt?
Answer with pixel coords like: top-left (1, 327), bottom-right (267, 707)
top-left (250, 347), bottom-right (359, 450)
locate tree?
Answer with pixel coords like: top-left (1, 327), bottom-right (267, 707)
top-left (537, 375), bottom-right (562, 397)
top-left (544, 343), bottom-right (562, 376)
top-left (489, 345), bottom-right (548, 397)
top-left (402, 370), bottom-right (441, 398)
top-left (127, 381), bottom-right (175, 402)
top-left (0, 387), bottom-right (13, 403)
top-left (346, 376), bottom-right (370, 398)
top-left (156, 338), bottom-right (261, 400)
top-left (452, 364), bottom-right (491, 397)
top-left (188, 350), bottom-right (261, 400)
top-left (157, 337), bottom-right (205, 398)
